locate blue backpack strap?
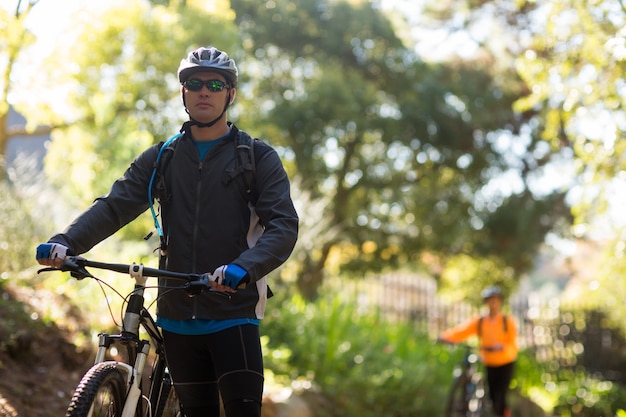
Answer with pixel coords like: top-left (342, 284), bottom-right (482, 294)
top-left (146, 132), bottom-right (183, 263)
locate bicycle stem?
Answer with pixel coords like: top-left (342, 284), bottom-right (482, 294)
top-left (123, 285), bottom-right (145, 337)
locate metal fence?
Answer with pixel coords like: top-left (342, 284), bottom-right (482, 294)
top-left (338, 272), bottom-right (626, 383)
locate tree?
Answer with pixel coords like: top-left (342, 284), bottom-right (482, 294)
top-left (40, 0), bottom-right (239, 238)
top-left (0, 0), bottom-right (51, 175)
top-left (511, 0), bottom-right (626, 324)
top-left (9, 0), bottom-right (574, 301)
top-left (512, 0), bottom-right (626, 227)
top-left (231, 0), bottom-right (571, 299)
top-left (421, 0), bottom-right (625, 305)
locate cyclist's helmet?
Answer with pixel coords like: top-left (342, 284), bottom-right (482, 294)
top-left (481, 285), bottom-right (503, 300)
top-left (177, 46), bottom-right (238, 87)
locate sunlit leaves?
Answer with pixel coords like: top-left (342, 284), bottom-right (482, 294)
top-left (42, 0), bottom-right (239, 206)
top-left (228, 0), bottom-right (572, 298)
top-left (514, 0), bottom-right (626, 187)
top-left (2, 0), bottom-right (581, 301)
top-left (440, 253), bottom-right (515, 305)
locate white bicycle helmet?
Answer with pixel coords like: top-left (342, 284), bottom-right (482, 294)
top-left (481, 286), bottom-right (503, 300)
top-left (177, 46), bottom-right (238, 87)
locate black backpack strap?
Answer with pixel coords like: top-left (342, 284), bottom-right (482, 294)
top-left (222, 128), bottom-right (258, 206)
top-left (152, 140), bottom-right (178, 205)
top-left (236, 134), bottom-right (257, 205)
top-left (478, 315), bottom-right (508, 339)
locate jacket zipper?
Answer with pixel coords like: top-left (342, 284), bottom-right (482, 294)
top-left (191, 160), bottom-right (204, 319)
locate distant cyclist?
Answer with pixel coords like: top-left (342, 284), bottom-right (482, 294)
top-left (438, 286), bottom-right (517, 417)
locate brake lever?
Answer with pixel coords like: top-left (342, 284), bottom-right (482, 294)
top-left (208, 288), bottom-right (233, 299)
top-left (183, 276), bottom-right (232, 299)
top-left (37, 257), bottom-right (94, 280)
top-left (37, 267), bottom-right (60, 274)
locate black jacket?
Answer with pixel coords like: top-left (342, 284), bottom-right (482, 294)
top-left (50, 124), bottom-right (298, 320)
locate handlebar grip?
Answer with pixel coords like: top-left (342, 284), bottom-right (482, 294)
top-left (481, 345), bottom-right (503, 352)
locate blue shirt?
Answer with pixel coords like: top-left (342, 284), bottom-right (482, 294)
top-left (157, 317), bottom-right (260, 335)
top-left (194, 130), bottom-right (230, 159)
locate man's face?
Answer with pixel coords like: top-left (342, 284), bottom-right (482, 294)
top-left (182, 71), bottom-right (234, 123)
top-left (484, 296), bottom-right (502, 310)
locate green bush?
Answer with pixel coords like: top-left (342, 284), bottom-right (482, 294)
top-left (262, 292), bottom-right (626, 417)
top-left (513, 346), bottom-right (626, 416)
top-left (0, 180), bottom-right (42, 277)
top-left (262, 293), bottom-right (456, 417)
top-left (551, 371), bottom-right (626, 417)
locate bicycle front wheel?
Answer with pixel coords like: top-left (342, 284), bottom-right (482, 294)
top-left (66, 363), bottom-right (127, 417)
top-left (444, 376), bottom-right (468, 417)
top-left (466, 374), bottom-right (486, 417)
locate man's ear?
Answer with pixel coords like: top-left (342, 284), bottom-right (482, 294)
top-left (229, 88), bottom-right (236, 104)
top-left (181, 87), bottom-right (186, 107)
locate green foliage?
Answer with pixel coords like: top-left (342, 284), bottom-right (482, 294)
top-left (0, 161), bottom-right (56, 355)
top-left (42, 0), bottom-right (239, 207)
top-left (0, 2), bottom-right (37, 158)
top-left (230, 0), bottom-right (572, 299)
top-left (263, 292), bottom-right (626, 416)
top-left (506, 0), bottom-right (626, 304)
top-left (0, 285), bottom-right (41, 355)
top-left (8, 0), bottom-right (577, 303)
top-left (513, 349), bottom-right (561, 411)
top-left (550, 372), bottom-right (626, 417)
top-left (262, 292), bottom-right (459, 417)
top-left (0, 164), bottom-right (47, 275)
top-left (439, 254), bottom-right (516, 304)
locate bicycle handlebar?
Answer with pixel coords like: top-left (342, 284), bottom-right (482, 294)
top-left (37, 256), bottom-right (217, 296)
top-left (438, 339), bottom-right (502, 353)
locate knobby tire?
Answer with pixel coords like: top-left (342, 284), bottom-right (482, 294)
top-left (445, 374), bottom-right (486, 417)
top-left (445, 376), bottom-right (467, 417)
top-left (65, 363), bottom-right (127, 417)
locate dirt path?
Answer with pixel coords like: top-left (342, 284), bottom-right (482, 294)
top-left (0, 341), bottom-right (89, 416)
top-left (0, 283), bottom-right (93, 417)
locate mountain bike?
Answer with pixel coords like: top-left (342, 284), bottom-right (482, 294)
top-left (38, 256), bottom-right (226, 417)
top-left (443, 343), bottom-right (487, 417)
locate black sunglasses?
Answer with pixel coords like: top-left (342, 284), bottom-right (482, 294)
top-left (183, 79), bottom-right (230, 92)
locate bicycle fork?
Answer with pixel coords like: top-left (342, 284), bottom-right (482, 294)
top-left (92, 282), bottom-right (152, 417)
top-left (92, 333), bottom-right (151, 417)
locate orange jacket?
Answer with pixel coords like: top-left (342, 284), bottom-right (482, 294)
top-left (440, 313), bottom-right (518, 367)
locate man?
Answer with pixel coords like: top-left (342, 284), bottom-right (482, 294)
top-left (36, 46), bottom-right (299, 417)
top-left (438, 286), bottom-right (517, 417)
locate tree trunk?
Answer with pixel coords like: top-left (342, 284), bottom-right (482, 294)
top-left (296, 244), bottom-right (332, 301)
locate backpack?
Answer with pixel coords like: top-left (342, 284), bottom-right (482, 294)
top-left (477, 315), bottom-right (508, 338)
top-left (152, 128), bottom-right (258, 207)
top-left (146, 127), bottom-right (258, 264)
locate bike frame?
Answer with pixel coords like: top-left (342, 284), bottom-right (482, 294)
top-left (38, 257), bottom-right (221, 417)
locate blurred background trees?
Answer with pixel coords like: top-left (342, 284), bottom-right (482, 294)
top-left (0, 0), bottom-right (622, 312)
top-left (2, 0), bottom-right (625, 415)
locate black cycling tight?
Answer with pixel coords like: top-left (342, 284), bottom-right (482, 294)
top-left (163, 324), bottom-right (264, 417)
top-left (485, 361), bottom-right (515, 417)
